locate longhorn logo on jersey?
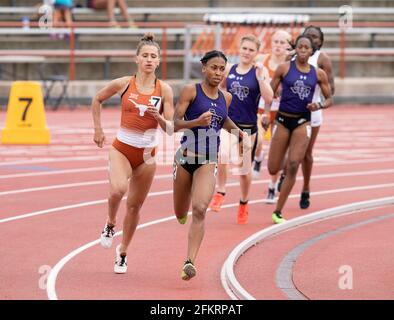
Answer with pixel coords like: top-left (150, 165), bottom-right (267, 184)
top-left (127, 96), bottom-right (161, 116)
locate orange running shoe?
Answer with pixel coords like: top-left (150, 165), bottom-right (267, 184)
top-left (209, 192), bottom-right (225, 212)
top-left (237, 203), bottom-right (249, 224)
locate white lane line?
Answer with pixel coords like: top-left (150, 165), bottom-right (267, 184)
top-left (221, 197), bottom-right (394, 300)
top-left (0, 189), bottom-right (173, 224)
top-left (1, 156), bottom-right (393, 180)
top-left (0, 166), bottom-right (107, 180)
top-left (2, 168), bottom-right (394, 197)
top-left (2, 166), bottom-right (394, 223)
top-left (0, 174), bottom-right (173, 196)
top-left (0, 156), bottom-right (107, 167)
top-left (46, 186), bottom-right (394, 300)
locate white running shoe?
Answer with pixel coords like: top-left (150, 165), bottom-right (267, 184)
top-left (100, 224), bottom-right (115, 249)
top-left (265, 188), bottom-right (276, 204)
top-left (114, 244), bottom-right (127, 274)
top-left (252, 160), bottom-right (262, 180)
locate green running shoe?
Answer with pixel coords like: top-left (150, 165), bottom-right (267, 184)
top-left (272, 211), bottom-right (286, 224)
top-left (176, 214), bottom-right (188, 225)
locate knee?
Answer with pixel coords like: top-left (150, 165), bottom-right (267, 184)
top-left (268, 161), bottom-right (279, 176)
top-left (109, 185), bottom-right (127, 200)
top-left (192, 203), bottom-right (208, 221)
top-left (287, 160), bottom-right (300, 176)
top-left (268, 165), bottom-right (278, 176)
top-left (126, 201), bottom-right (142, 214)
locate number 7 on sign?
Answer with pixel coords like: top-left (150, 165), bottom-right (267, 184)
top-left (149, 96), bottom-right (162, 110)
top-left (19, 97), bottom-right (33, 121)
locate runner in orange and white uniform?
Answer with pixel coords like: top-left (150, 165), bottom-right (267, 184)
top-left (252, 30), bottom-right (292, 204)
top-left (92, 33), bottom-right (174, 274)
top-left (113, 75), bottom-right (164, 168)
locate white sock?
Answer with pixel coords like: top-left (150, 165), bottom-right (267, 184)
top-left (268, 181), bottom-right (275, 189)
top-left (254, 152), bottom-right (264, 162)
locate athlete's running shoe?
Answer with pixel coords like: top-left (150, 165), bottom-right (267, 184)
top-left (236, 203), bottom-right (249, 224)
top-left (181, 259), bottom-right (196, 281)
top-left (277, 173), bottom-right (286, 193)
top-left (209, 193), bottom-right (225, 212)
top-left (265, 188), bottom-right (276, 204)
top-left (176, 213), bottom-right (188, 225)
top-left (300, 192), bottom-right (310, 209)
top-left (114, 244), bottom-right (127, 274)
top-left (252, 160), bottom-right (262, 179)
top-left (272, 211), bottom-right (286, 224)
top-left (100, 223), bottom-right (115, 249)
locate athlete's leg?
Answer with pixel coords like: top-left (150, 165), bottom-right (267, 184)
top-left (267, 123), bottom-right (290, 176)
top-left (118, 160), bottom-right (156, 254)
top-left (252, 125), bottom-right (264, 178)
top-left (173, 162), bottom-right (193, 221)
top-left (186, 163), bottom-right (216, 264)
top-left (216, 130), bottom-right (231, 193)
top-left (107, 146), bottom-right (132, 226)
top-left (302, 125), bottom-right (320, 193)
top-left (275, 124), bottom-right (311, 214)
top-left (239, 132), bottom-right (256, 201)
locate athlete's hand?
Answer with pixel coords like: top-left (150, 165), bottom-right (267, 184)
top-left (197, 111), bottom-right (212, 126)
top-left (307, 102), bottom-right (320, 112)
top-left (146, 106), bottom-right (161, 120)
top-left (261, 114), bottom-right (270, 131)
top-left (256, 63), bottom-right (269, 82)
top-left (94, 128), bottom-right (105, 148)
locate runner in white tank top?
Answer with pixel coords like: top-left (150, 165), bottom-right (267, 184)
top-left (299, 26), bottom-right (335, 210)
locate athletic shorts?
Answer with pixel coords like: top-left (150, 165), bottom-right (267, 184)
top-left (276, 112), bottom-right (311, 133)
top-left (311, 109), bottom-right (323, 127)
top-left (112, 138), bottom-right (156, 169)
top-left (173, 148), bottom-right (217, 177)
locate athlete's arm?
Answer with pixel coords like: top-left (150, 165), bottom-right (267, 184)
top-left (146, 81), bottom-right (175, 134)
top-left (222, 91), bottom-right (247, 145)
top-left (270, 62), bottom-right (288, 112)
top-left (319, 52), bottom-right (335, 95)
top-left (219, 63), bottom-right (232, 91)
top-left (307, 68), bottom-right (333, 111)
top-left (256, 65), bottom-right (274, 106)
top-left (173, 84), bottom-right (211, 131)
top-left (317, 68), bottom-right (333, 109)
top-left (92, 76), bottom-right (129, 148)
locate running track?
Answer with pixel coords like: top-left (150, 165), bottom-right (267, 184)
top-left (0, 105), bottom-right (393, 300)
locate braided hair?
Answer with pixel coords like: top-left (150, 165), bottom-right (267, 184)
top-left (200, 50), bottom-right (227, 65)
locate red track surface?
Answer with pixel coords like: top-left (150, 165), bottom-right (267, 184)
top-left (0, 105), bottom-right (393, 300)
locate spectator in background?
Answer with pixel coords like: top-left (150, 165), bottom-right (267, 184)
top-left (87, 0), bottom-right (136, 27)
top-left (53, 0), bottom-right (73, 27)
